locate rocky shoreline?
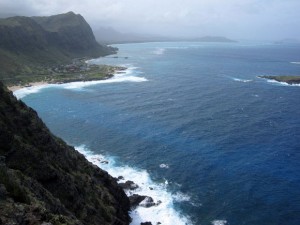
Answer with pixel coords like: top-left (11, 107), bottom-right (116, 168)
top-left (2, 79), bottom-right (163, 225)
top-left (90, 156), bottom-right (163, 225)
top-left (0, 82), bottom-right (131, 225)
top-left (258, 75), bottom-right (300, 85)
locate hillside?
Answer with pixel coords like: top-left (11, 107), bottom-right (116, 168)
top-left (0, 82), bottom-right (130, 225)
top-left (0, 12), bottom-right (116, 81)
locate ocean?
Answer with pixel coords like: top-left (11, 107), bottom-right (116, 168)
top-left (15, 42), bottom-right (300, 225)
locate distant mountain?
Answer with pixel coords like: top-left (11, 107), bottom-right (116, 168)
top-left (94, 27), bottom-right (166, 44)
top-left (274, 38), bottom-right (300, 45)
top-left (186, 36), bottom-right (237, 43)
top-left (0, 12), bottom-right (116, 78)
top-left (94, 27), bottom-right (236, 44)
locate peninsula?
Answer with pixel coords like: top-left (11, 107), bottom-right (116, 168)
top-left (258, 75), bottom-right (300, 85)
top-left (6, 59), bottom-right (126, 91)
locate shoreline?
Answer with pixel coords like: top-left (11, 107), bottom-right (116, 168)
top-left (258, 75), bottom-right (300, 85)
top-left (8, 81), bottom-right (50, 92)
top-left (7, 66), bottom-right (127, 92)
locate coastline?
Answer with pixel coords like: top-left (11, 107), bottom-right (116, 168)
top-left (258, 75), bottom-right (300, 85)
top-left (8, 81), bottom-right (50, 92)
top-left (7, 65), bottom-right (127, 92)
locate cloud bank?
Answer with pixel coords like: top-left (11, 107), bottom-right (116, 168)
top-left (0, 0), bottom-right (299, 40)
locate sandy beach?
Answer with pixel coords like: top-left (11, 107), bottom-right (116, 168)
top-left (7, 81), bottom-right (50, 92)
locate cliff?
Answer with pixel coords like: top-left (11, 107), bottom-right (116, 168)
top-left (0, 12), bottom-right (116, 78)
top-left (0, 81), bottom-right (130, 225)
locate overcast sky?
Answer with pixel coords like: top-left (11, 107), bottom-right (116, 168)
top-left (0, 0), bottom-right (299, 41)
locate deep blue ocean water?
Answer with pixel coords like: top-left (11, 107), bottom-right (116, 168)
top-left (17, 42), bottom-right (300, 225)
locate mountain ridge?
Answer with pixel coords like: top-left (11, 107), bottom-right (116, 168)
top-left (0, 12), bottom-right (116, 79)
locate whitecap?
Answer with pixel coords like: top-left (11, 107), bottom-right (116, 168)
top-left (159, 163), bottom-right (169, 169)
top-left (152, 48), bottom-right (166, 55)
top-left (212, 220), bottom-right (227, 225)
top-left (173, 191), bottom-right (191, 202)
top-left (290, 62), bottom-right (300, 64)
top-left (75, 145), bottom-right (192, 225)
top-left (232, 77), bottom-right (253, 83)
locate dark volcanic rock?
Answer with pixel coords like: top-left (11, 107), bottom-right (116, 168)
top-left (139, 197), bottom-right (155, 208)
top-left (129, 194), bottom-right (158, 208)
top-left (141, 222), bottom-right (152, 225)
top-left (119, 180), bottom-right (139, 190)
top-left (129, 194), bottom-right (147, 208)
top-left (0, 82), bottom-right (130, 225)
top-left (118, 176), bottom-right (124, 181)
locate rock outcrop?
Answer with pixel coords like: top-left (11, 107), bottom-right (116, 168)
top-left (0, 82), bottom-right (130, 225)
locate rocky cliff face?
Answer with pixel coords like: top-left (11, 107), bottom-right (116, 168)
top-left (0, 12), bottom-right (116, 77)
top-left (0, 82), bottom-right (130, 225)
top-left (32, 12), bottom-right (115, 57)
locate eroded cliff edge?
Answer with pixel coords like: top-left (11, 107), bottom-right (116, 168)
top-left (0, 81), bottom-right (130, 225)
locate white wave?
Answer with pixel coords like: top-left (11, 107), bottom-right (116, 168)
top-left (159, 163), bottom-right (169, 169)
top-left (267, 79), bottom-right (300, 87)
top-left (232, 78), bottom-right (253, 83)
top-left (60, 67), bottom-right (147, 90)
top-left (212, 220), bottom-right (227, 225)
top-left (62, 76), bottom-right (148, 90)
top-left (13, 84), bottom-right (57, 99)
top-left (173, 192), bottom-right (191, 202)
top-left (152, 48), bottom-right (166, 55)
top-left (13, 67), bottom-right (148, 98)
top-left (75, 145), bottom-right (192, 225)
top-left (290, 62), bottom-right (300, 64)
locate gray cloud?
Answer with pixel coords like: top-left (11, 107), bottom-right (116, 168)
top-left (0, 0), bottom-right (299, 40)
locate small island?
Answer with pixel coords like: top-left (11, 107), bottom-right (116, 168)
top-left (258, 75), bottom-right (300, 85)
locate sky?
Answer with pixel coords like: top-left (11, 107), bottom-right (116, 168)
top-left (0, 0), bottom-right (299, 41)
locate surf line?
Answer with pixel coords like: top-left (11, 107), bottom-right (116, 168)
top-left (75, 145), bottom-right (192, 225)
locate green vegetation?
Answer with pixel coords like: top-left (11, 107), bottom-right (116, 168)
top-left (0, 167), bottom-right (29, 204)
top-left (0, 12), bottom-right (117, 84)
top-left (0, 11), bottom-right (130, 224)
top-left (2, 59), bottom-right (125, 86)
top-left (259, 75), bottom-right (300, 84)
top-left (0, 82), bottom-right (130, 224)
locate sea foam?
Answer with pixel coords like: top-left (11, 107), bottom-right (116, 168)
top-left (232, 77), bottom-right (253, 83)
top-left (13, 84), bottom-right (57, 99)
top-left (152, 48), bottom-right (166, 55)
top-left (75, 145), bottom-right (192, 225)
top-left (211, 220), bottom-right (227, 225)
top-left (266, 79), bottom-right (300, 87)
top-left (13, 67), bottom-right (148, 99)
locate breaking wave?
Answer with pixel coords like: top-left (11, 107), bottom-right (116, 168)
top-left (13, 67), bottom-right (148, 99)
top-left (75, 145), bottom-right (193, 225)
